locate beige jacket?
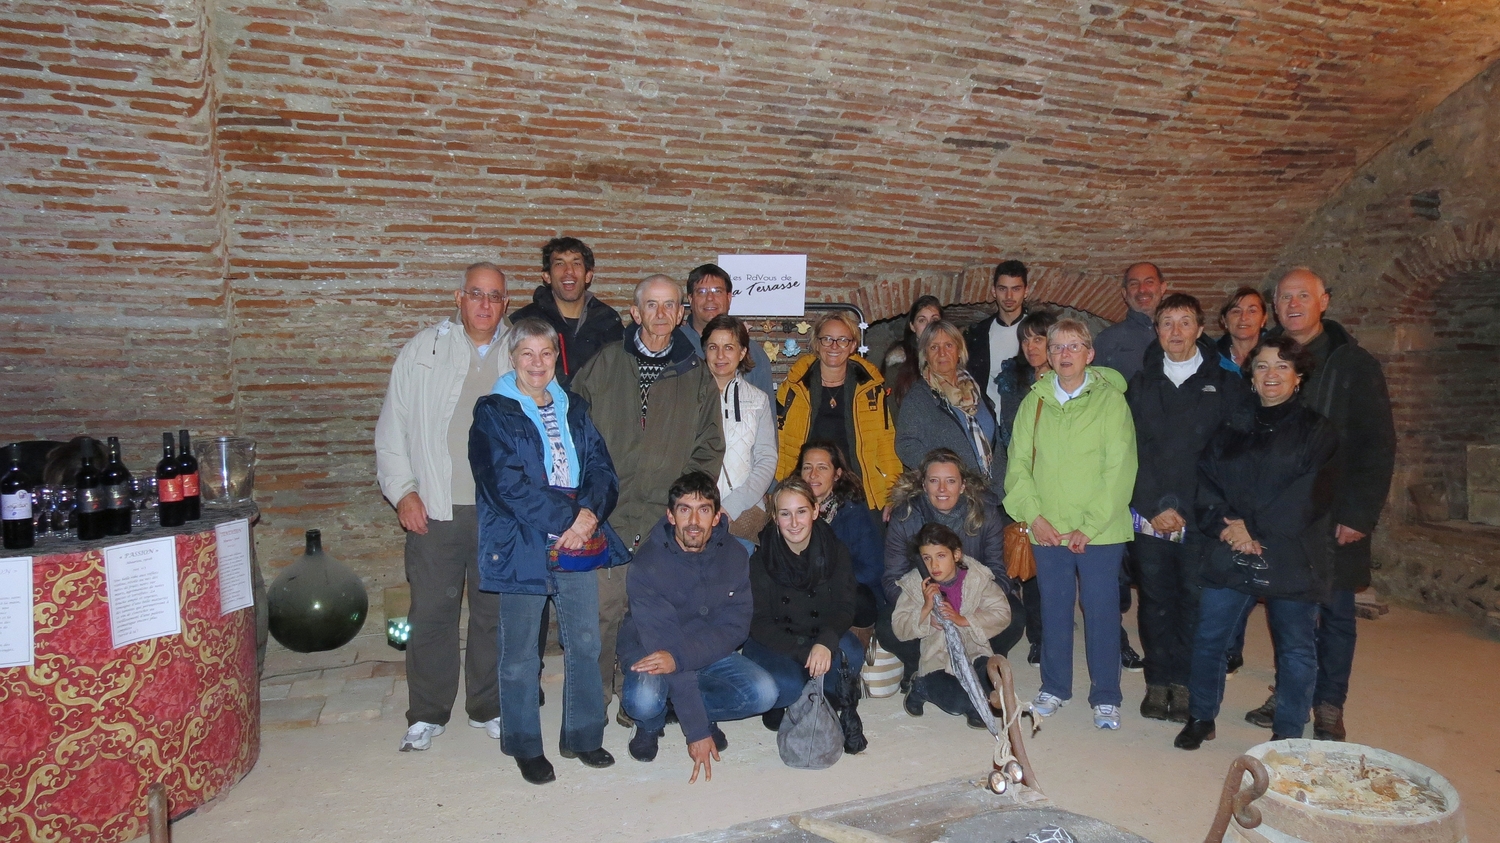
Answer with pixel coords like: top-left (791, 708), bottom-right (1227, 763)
top-left (891, 558), bottom-right (1011, 677)
top-left (374, 315), bottom-right (512, 521)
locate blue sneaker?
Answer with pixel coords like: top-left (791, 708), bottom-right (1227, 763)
top-left (1093, 704), bottom-right (1122, 730)
top-left (1030, 692), bottom-right (1067, 717)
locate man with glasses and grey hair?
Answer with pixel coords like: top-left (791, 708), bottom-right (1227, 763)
top-left (574, 274), bottom-right (725, 727)
top-left (376, 262), bottom-right (512, 752)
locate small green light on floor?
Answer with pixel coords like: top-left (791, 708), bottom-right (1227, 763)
top-left (386, 616), bottom-right (411, 651)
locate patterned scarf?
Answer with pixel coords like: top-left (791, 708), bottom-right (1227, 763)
top-left (925, 368), bottom-right (994, 477)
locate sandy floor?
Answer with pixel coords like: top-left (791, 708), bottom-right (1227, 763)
top-left (166, 603), bottom-right (1498, 843)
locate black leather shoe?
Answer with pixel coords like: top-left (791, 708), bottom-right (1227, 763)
top-left (1245, 689), bottom-right (1276, 729)
top-left (1271, 733), bottom-right (1295, 741)
top-left (1167, 684), bottom-right (1191, 724)
top-left (516, 754), bottom-right (555, 784)
top-left (1225, 653), bottom-right (1244, 677)
top-left (709, 724), bottom-right (728, 753)
top-left (762, 707), bottom-right (785, 731)
top-left (575, 747), bottom-right (614, 768)
top-left (903, 686), bottom-right (925, 717)
top-left (1121, 643), bottom-right (1145, 672)
top-left (965, 709), bottom-right (986, 729)
top-left (628, 727), bottom-right (662, 762)
top-left (1026, 643), bottom-right (1041, 666)
top-left (1139, 685), bottom-right (1170, 721)
top-left (1173, 718), bottom-right (1216, 750)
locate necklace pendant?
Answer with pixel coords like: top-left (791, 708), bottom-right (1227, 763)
top-left (829, 396), bottom-right (837, 408)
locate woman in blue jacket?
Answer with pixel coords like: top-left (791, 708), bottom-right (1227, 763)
top-left (470, 317), bottom-right (629, 785)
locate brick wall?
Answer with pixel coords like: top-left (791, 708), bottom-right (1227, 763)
top-left (4, 0), bottom-right (1500, 590)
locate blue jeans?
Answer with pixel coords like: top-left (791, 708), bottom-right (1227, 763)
top-left (742, 633), bottom-right (865, 710)
top-left (496, 571), bottom-right (605, 759)
top-left (1315, 589), bottom-right (1357, 708)
top-left (1189, 587), bottom-right (1318, 737)
top-left (1035, 543), bottom-right (1125, 707)
top-left (621, 653), bottom-right (778, 734)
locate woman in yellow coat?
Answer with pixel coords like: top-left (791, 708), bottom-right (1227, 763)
top-left (775, 311), bottom-right (902, 510)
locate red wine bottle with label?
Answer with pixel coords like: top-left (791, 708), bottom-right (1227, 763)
top-left (157, 432), bottom-right (185, 528)
top-left (75, 448), bottom-right (107, 541)
top-left (102, 436), bottom-right (133, 536)
top-left (2, 444), bottom-right (35, 550)
top-left (178, 429), bottom-right (200, 521)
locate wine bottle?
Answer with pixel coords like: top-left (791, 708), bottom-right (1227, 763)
top-left (178, 429), bottom-right (200, 521)
top-left (157, 432), bottom-right (185, 528)
top-left (75, 447), bottom-right (107, 541)
top-left (2, 444), bottom-right (35, 550)
top-left (102, 436), bottom-right (133, 536)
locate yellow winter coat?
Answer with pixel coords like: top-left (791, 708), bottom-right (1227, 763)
top-left (775, 353), bottom-right (902, 508)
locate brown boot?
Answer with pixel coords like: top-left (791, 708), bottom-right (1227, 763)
top-left (1167, 684), bottom-right (1191, 723)
top-left (1313, 702), bottom-right (1346, 741)
top-left (850, 625), bottom-right (875, 664)
top-left (1139, 685), bottom-right (1170, 721)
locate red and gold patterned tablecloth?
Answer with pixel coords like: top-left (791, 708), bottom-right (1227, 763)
top-left (1, 529), bottom-right (260, 843)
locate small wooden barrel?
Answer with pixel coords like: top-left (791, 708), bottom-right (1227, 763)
top-left (1228, 740), bottom-right (1465, 843)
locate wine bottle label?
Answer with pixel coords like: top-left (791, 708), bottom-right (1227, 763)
top-left (182, 472), bottom-right (200, 497)
top-left (78, 488), bottom-right (105, 513)
top-left (159, 478), bottom-right (184, 503)
top-left (106, 483), bottom-right (131, 509)
top-left (2, 490), bottom-right (32, 520)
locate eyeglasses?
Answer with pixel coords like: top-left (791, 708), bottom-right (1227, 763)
top-left (462, 289), bottom-right (506, 305)
top-left (693, 286), bottom-right (726, 296)
top-left (817, 336), bottom-right (855, 348)
top-left (1048, 342), bottom-right (1089, 355)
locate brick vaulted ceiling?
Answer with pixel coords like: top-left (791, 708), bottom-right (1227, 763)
top-left (215, 0), bottom-right (1500, 319)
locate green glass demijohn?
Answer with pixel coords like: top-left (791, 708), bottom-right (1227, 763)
top-left (267, 529), bottom-right (368, 653)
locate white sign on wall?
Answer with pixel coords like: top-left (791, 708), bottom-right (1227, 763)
top-left (718, 254), bottom-right (808, 317)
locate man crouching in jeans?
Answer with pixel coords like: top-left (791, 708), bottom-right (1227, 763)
top-left (616, 471), bottom-right (777, 781)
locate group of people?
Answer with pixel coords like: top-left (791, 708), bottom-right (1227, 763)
top-left (375, 238), bottom-right (1395, 787)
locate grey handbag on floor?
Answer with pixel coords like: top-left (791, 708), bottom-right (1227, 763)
top-left (777, 676), bottom-right (843, 769)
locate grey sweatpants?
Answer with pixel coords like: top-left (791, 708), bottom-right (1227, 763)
top-left (404, 505), bottom-right (501, 726)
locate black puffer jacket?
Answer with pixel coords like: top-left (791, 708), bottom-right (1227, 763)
top-left (1196, 399), bottom-right (1339, 602)
top-left (748, 520), bottom-right (857, 664)
top-left (509, 286), bottom-right (624, 386)
top-left (1127, 336), bottom-right (1254, 527)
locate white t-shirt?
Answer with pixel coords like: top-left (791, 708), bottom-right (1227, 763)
top-left (986, 317), bottom-right (1022, 411)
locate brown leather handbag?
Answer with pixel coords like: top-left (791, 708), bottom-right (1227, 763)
top-left (1003, 400), bottom-right (1044, 582)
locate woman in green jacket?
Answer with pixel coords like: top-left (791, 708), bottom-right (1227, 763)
top-left (1003, 319), bottom-right (1138, 731)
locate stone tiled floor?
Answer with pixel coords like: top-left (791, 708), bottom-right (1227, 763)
top-left (258, 612), bottom-right (410, 730)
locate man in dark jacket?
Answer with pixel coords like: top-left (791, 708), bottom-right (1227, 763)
top-left (617, 472), bottom-right (778, 778)
top-left (964, 259), bottom-right (1030, 416)
top-left (508, 237), bottom-right (624, 387)
top-left (1251, 268), bottom-right (1395, 741)
top-left (574, 275), bottom-right (726, 721)
top-left (1095, 262), bottom-right (1167, 381)
top-left (1126, 294), bottom-right (1253, 724)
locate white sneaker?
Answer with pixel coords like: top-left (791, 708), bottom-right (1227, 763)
top-left (1093, 704), bottom-right (1122, 730)
top-left (1030, 692), bottom-right (1068, 717)
top-left (400, 721), bottom-right (445, 751)
top-left (469, 717), bottom-right (501, 740)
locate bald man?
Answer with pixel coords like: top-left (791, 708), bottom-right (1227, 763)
top-left (573, 274), bottom-right (725, 727)
top-left (1244, 267), bottom-right (1395, 742)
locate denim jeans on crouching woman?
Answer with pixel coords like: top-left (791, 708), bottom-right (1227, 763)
top-left (621, 653), bottom-right (778, 735)
top-left (496, 570), bottom-right (605, 759)
top-left (741, 633), bottom-right (865, 710)
top-left (1188, 586), bottom-right (1318, 737)
top-left (1035, 543), bottom-right (1125, 708)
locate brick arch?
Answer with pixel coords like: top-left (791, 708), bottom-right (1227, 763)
top-left (1377, 220), bottom-right (1500, 322)
top-left (845, 264), bottom-right (1128, 323)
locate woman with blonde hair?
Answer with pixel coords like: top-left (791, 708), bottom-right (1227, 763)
top-left (776, 310), bottom-right (902, 509)
top-left (895, 319), bottom-right (1003, 499)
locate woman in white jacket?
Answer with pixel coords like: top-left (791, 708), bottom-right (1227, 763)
top-left (701, 315), bottom-right (778, 550)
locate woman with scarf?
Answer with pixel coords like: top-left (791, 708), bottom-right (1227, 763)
top-left (875, 449), bottom-right (1025, 693)
top-left (895, 320), bottom-right (1004, 501)
top-left (742, 477), bottom-right (868, 754)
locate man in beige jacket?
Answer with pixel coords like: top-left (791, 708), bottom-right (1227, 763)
top-left (375, 262), bottom-right (512, 752)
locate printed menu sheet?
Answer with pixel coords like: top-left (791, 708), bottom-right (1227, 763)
top-left (215, 518), bottom-right (255, 615)
top-left (0, 556), bottom-right (33, 669)
top-left (104, 537), bottom-right (181, 648)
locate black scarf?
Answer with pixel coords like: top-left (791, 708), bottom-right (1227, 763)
top-left (757, 518), bottom-right (839, 591)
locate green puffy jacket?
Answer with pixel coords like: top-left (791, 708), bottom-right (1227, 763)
top-left (1003, 367), bottom-right (1138, 545)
